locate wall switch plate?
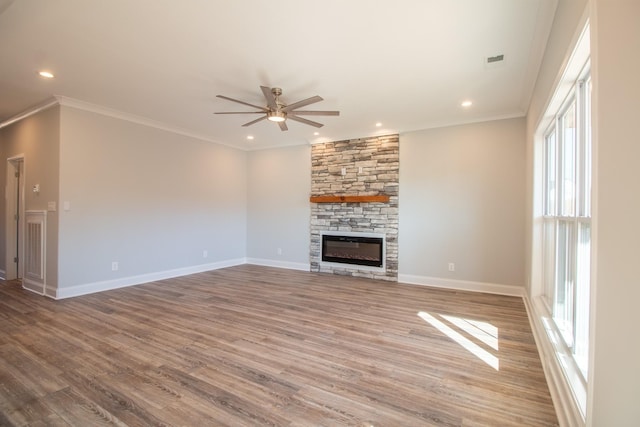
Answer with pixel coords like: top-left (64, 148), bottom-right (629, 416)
top-left (111, 261), bottom-right (119, 271)
top-left (448, 262), bottom-right (455, 272)
top-left (47, 201), bottom-right (56, 211)
top-left (203, 250), bottom-right (208, 258)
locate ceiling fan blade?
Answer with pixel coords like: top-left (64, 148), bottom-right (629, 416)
top-left (216, 95), bottom-right (267, 111)
top-left (242, 115), bottom-right (268, 127)
top-left (260, 86), bottom-right (278, 110)
top-left (282, 95), bottom-right (323, 112)
top-left (287, 115), bottom-right (324, 128)
top-left (278, 121), bottom-right (288, 131)
top-left (286, 110), bottom-right (340, 116)
top-left (214, 111), bottom-right (264, 114)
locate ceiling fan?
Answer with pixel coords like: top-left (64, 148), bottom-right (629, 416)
top-left (215, 86), bottom-right (339, 131)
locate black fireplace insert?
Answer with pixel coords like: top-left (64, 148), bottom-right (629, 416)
top-left (321, 234), bottom-right (383, 267)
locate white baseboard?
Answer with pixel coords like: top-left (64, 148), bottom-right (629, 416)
top-left (48, 258), bottom-right (312, 300)
top-left (398, 274), bottom-right (524, 297)
top-left (523, 296), bottom-right (586, 427)
top-left (46, 263), bottom-right (520, 300)
top-left (52, 258), bottom-right (246, 299)
top-left (246, 258), bottom-right (310, 272)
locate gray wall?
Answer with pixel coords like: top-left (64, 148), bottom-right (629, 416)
top-left (0, 106), bottom-right (60, 290)
top-left (246, 144), bottom-right (310, 268)
top-left (57, 106), bottom-right (247, 291)
top-left (246, 119), bottom-right (527, 291)
top-left (399, 118), bottom-right (526, 289)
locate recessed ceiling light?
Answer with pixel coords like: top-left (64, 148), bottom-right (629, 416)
top-left (461, 100), bottom-right (473, 107)
top-left (375, 122), bottom-right (382, 127)
top-left (313, 132), bottom-right (319, 136)
top-left (38, 71), bottom-right (54, 79)
top-left (247, 135), bottom-right (254, 140)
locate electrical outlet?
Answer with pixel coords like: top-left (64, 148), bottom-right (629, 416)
top-left (448, 262), bottom-right (455, 272)
top-left (112, 261), bottom-right (119, 271)
top-left (277, 248), bottom-right (282, 256)
top-left (203, 250), bottom-right (208, 258)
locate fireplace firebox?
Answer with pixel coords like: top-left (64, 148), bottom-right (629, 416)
top-left (321, 234), bottom-right (384, 267)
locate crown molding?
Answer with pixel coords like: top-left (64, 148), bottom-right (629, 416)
top-left (53, 96), bottom-right (240, 149)
top-left (1, 95), bottom-right (244, 151)
top-left (0, 97), bottom-right (59, 130)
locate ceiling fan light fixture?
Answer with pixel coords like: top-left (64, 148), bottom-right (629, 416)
top-left (267, 110), bottom-right (286, 122)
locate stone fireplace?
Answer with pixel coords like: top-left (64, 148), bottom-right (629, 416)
top-left (310, 134), bottom-right (399, 281)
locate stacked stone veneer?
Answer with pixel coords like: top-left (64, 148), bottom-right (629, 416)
top-left (310, 134), bottom-right (399, 281)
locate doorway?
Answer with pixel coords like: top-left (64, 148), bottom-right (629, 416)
top-left (5, 156), bottom-right (25, 281)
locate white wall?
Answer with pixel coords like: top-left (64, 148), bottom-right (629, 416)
top-left (57, 106), bottom-right (247, 295)
top-left (589, 0), bottom-right (640, 424)
top-left (246, 144), bottom-right (310, 270)
top-left (399, 117), bottom-right (526, 292)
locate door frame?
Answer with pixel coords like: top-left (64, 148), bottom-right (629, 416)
top-left (5, 155), bottom-right (25, 282)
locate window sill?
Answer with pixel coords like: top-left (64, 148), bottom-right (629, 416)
top-left (524, 296), bottom-right (587, 427)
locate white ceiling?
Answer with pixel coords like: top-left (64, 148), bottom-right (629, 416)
top-left (0, 0), bottom-right (557, 150)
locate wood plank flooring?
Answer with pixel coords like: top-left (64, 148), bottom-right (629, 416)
top-left (0, 265), bottom-right (558, 426)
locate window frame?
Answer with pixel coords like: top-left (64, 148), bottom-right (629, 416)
top-left (541, 61), bottom-right (591, 385)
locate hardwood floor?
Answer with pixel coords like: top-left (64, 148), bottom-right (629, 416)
top-left (0, 265), bottom-right (558, 426)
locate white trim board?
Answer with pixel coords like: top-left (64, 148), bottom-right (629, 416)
top-left (398, 274), bottom-right (525, 297)
top-left (54, 96), bottom-right (239, 149)
top-left (0, 98), bottom-right (58, 130)
top-left (523, 296), bottom-right (586, 427)
top-left (43, 261), bottom-right (522, 299)
top-left (0, 96), bottom-right (245, 150)
top-left (47, 258), bottom-right (309, 300)
top-left (246, 258), bottom-right (310, 272)
top-left (52, 258), bottom-right (246, 299)
top-left (22, 279), bottom-right (45, 295)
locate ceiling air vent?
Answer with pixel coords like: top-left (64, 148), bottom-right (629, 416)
top-left (487, 54), bottom-right (504, 64)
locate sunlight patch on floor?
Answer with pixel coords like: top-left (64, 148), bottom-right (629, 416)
top-left (418, 311), bottom-right (499, 370)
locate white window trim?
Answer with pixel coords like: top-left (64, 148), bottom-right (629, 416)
top-left (528, 22), bottom-right (591, 427)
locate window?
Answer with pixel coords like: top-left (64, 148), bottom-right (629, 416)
top-left (541, 66), bottom-right (591, 380)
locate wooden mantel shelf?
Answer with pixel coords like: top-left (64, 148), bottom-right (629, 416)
top-left (310, 195), bottom-right (390, 203)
